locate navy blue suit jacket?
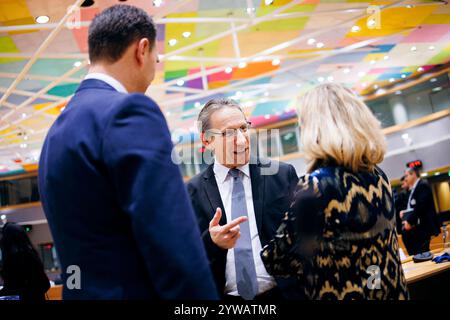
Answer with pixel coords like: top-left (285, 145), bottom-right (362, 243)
top-left (38, 79), bottom-right (218, 300)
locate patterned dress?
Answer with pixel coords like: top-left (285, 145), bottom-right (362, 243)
top-left (261, 165), bottom-right (409, 300)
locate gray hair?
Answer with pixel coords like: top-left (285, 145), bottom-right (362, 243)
top-left (197, 98), bottom-right (245, 133)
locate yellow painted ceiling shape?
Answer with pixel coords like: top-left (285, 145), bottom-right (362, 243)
top-left (363, 52), bottom-right (387, 63)
top-left (236, 30), bottom-right (300, 57)
top-left (252, 4), bottom-right (314, 32)
top-left (0, 35), bottom-right (22, 63)
top-left (345, 5), bottom-right (439, 37)
top-left (33, 102), bottom-right (61, 116)
top-left (422, 14), bottom-right (450, 25)
top-left (0, 0), bottom-right (32, 22)
top-left (0, 127), bottom-right (14, 136)
top-left (20, 114), bottom-right (51, 128)
top-left (164, 11), bottom-right (197, 46)
top-left (208, 81), bottom-right (229, 89)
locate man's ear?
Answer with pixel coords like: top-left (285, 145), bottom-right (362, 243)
top-left (136, 38), bottom-right (150, 67)
top-left (201, 132), bottom-right (214, 150)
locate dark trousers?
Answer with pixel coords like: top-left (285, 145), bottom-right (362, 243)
top-left (223, 286), bottom-right (283, 301)
top-left (402, 227), bottom-right (431, 255)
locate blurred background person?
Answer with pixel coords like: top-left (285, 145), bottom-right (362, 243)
top-left (400, 167), bottom-right (441, 255)
top-left (261, 83), bottom-right (408, 300)
top-left (394, 176), bottom-right (410, 234)
top-left (187, 98), bottom-right (299, 300)
top-left (0, 223), bottom-right (50, 301)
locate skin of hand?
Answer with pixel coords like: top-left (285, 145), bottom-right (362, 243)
top-left (209, 207), bottom-right (247, 249)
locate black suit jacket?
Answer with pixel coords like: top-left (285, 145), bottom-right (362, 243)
top-left (186, 159), bottom-right (299, 296)
top-left (406, 179), bottom-right (440, 238)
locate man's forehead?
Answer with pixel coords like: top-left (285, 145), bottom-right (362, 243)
top-left (209, 108), bottom-right (246, 130)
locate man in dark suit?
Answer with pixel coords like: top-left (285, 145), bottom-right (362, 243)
top-left (187, 99), bottom-right (299, 300)
top-left (400, 167), bottom-right (441, 255)
top-left (38, 5), bottom-right (217, 300)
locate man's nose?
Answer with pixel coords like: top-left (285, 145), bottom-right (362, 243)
top-left (235, 130), bottom-right (247, 146)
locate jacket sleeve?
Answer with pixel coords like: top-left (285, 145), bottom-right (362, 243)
top-left (102, 94), bottom-right (218, 299)
top-left (406, 183), bottom-right (432, 227)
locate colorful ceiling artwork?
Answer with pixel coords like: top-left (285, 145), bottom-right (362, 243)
top-left (0, 0), bottom-right (449, 175)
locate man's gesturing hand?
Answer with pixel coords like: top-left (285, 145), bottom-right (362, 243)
top-left (209, 207), bottom-right (247, 249)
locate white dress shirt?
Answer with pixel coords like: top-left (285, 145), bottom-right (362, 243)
top-left (213, 160), bottom-right (276, 296)
top-left (85, 72), bottom-right (128, 93)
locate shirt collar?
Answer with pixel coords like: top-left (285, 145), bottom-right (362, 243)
top-left (213, 159), bottom-right (250, 184)
top-left (411, 178), bottom-right (420, 191)
top-left (85, 72), bottom-right (128, 93)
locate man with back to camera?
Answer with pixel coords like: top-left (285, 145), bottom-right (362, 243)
top-left (400, 167), bottom-right (441, 255)
top-left (38, 5), bottom-right (218, 299)
top-left (186, 99), bottom-right (300, 300)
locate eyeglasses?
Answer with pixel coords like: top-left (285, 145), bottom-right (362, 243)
top-left (208, 122), bottom-right (252, 138)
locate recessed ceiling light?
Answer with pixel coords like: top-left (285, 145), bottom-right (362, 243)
top-left (430, 78), bottom-right (437, 83)
top-left (264, 92), bottom-right (269, 97)
top-left (362, 82), bottom-right (367, 88)
top-left (432, 86), bottom-right (442, 92)
top-left (367, 19), bottom-right (376, 27)
top-left (406, 4), bottom-right (414, 8)
top-left (153, 0), bottom-right (163, 7)
top-left (343, 68), bottom-right (350, 74)
top-left (271, 58), bottom-right (281, 66)
top-left (307, 38), bottom-right (316, 45)
top-left (417, 67), bottom-right (424, 72)
top-left (384, 55), bottom-right (389, 60)
top-left (236, 91), bottom-right (243, 98)
top-left (264, 114), bottom-right (271, 119)
top-left (370, 60), bottom-right (376, 65)
top-left (395, 90), bottom-right (402, 95)
top-left (358, 71), bottom-right (366, 77)
top-left (176, 79), bottom-right (184, 86)
top-left (401, 74), bottom-right (406, 79)
top-left (351, 25), bottom-right (360, 32)
top-left (182, 31), bottom-right (191, 38)
top-left (428, 45), bottom-right (435, 51)
top-left (20, 143), bottom-right (27, 149)
top-left (327, 76), bottom-right (334, 82)
top-left (410, 46), bottom-right (417, 52)
top-left (21, 113), bottom-right (27, 118)
top-left (23, 135), bottom-right (28, 141)
top-left (420, 173), bottom-right (428, 177)
top-left (296, 83), bottom-right (302, 88)
top-left (246, 7), bottom-right (256, 14)
top-left (373, 84), bottom-right (379, 89)
top-left (0, 214), bottom-right (6, 220)
top-left (389, 78), bottom-right (395, 83)
top-left (224, 67), bottom-right (233, 74)
top-left (36, 15), bottom-right (49, 24)
top-left (168, 39), bottom-right (177, 46)
top-left (73, 61), bottom-right (82, 67)
top-left (316, 42), bottom-right (324, 48)
top-left (194, 102), bottom-right (201, 108)
top-left (264, 0), bottom-right (274, 5)
top-left (238, 62), bottom-right (247, 69)
top-left (318, 77), bottom-right (325, 83)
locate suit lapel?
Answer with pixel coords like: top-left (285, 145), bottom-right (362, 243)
top-left (249, 162), bottom-right (264, 233)
top-left (203, 165), bottom-right (227, 225)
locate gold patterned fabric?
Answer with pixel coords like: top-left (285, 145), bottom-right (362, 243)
top-left (261, 165), bottom-right (409, 300)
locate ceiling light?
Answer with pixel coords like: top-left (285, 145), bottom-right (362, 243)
top-left (21, 113), bottom-right (27, 118)
top-left (194, 102), bottom-right (201, 109)
top-left (246, 7), bottom-right (256, 14)
top-left (20, 143), bottom-right (27, 149)
top-left (389, 78), bottom-right (395, 83)
top-left (358, 71), bottom-right (366, 77)
top-left (327, 76), bottom-right (334, 82)
top-left (434, 172), bottom-right (440, 176)
top-left (153, 0), bottom-right (163, 7)
top-left (36, 15), bottom-right (49, 24)
top-left (316, 42), bottom-right (324, 48)
top-left (307, 38), bottom-right (316, 45)
top-left (428, 45), bottom-right (435, 51)
top-left (73, 61), bottom-right (82, 67)
top-left (343, 68), bottom-right (350, 74)
top-left (401, 74), bottom-right (406, 79)
top-left (264, 114), bottom-right (271, 119)
top-left (225, 67), bottom-right (233, 74)
top-left (362, 82), bottom-right (367, 88)
top-left (351, 25), bottom-right (360, 32)
top-left (265, 0), bottom-right (274, 5)
top-left (367, 19), bottom-right (376, 27)
top-left (410, 46), bottom-right (417, 52)
top-left (264, 92), bottom-right (269, 97)
top-left (370, 60), bottom-right (376, 65)
top-left (432, 86), bottom-right (442, 92)
top-left (318, 77), bottom-right (325, 83)
top-left (0, 214), bottom-right (6, 220)
top-left (182, 31), bottom-right (191, 38)
top-left (296, 83), bottom-right (302, 88)
top-left (395, 90), bottom-right (402, 95)
top-left (176, 79), bottom-right (184, 86)
top-left (61, 106), bottom-right (66, 112)
top-left (406, 4), bottom-right (414, 8)
top-left (384, 55), bottom-right (389, 60)
top-left (420, 173), bottom-right (428, 177)
top-left (417, 67), bottom-right (424, 72)
top-left (238, 62), bottom-right (247, 69)
top-left (430, 78), bottom-right (437, 83)
top-left (373, 84), bottom-right (379, 89)
top-left (272, 58), bottom-right (281, 66)
top-left (24, 135), bottom-right (28, 141)
top-left (168, 39), bottom-right (177, 46)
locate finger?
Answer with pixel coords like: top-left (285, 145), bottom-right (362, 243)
top-left (229, 225), bottom-right (240, 234)
top-left (222, 216), bottom-right (247, 232)
top-left (209, 208), bottom-right (222, 227)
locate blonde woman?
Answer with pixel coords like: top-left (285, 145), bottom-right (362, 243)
top-left (261, 83), bottom-right (408, 300)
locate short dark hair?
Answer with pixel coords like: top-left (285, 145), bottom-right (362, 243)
top-left (197, 98), bottom-right (245, 133)
top-left (88, 5), bottom-right (157, 63)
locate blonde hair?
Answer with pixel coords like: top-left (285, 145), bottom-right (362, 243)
top-left (298, 83), bottom-right (386, 173)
